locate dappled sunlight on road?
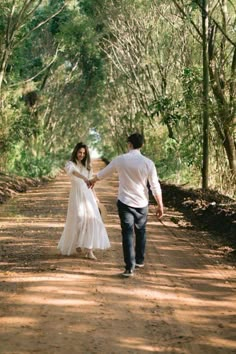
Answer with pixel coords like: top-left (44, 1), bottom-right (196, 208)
top-left (0, 159), bottom-right (235, 353)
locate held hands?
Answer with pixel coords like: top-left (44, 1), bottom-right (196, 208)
top-left (84, 178), bottom-right (91, 188)
top-left (83, 176), bottom-right (98, 189)
top-left (89, 176), bottom-right (98, 189)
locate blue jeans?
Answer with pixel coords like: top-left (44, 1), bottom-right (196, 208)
top-left (117, 200), bottom-right (148, 271)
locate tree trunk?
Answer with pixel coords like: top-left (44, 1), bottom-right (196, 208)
top-left (202, 0), bottom-right (209, 190)
top-left (0, 49), bottom-right (10, 94)
top-left (223, 127), bottom-right (236, 175)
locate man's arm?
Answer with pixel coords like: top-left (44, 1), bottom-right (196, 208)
top-left (153, 192), bottom-right (164, 219)
top-left (148, 162), bottom-right (164, 219)
top-left (90, 159), bottom-right (117, 185)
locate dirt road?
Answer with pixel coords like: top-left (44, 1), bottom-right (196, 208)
top-left (0, 160), bottom-right (235, 354)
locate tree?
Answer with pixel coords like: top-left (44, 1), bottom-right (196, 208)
top-left (173, 0), bottom-right (236, 178)
top-left (202, 0), bottom-right (209, 190)
top-left (0, 0), bottom-right (65, 93)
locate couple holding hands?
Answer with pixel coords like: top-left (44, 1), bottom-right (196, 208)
top-left (58, 133), bottom-right (164, 277)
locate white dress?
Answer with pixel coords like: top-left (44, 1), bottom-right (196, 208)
top-left (57, 161), bottom-right (110, 255)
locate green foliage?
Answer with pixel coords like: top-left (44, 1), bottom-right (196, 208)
top-left (0, 1), bottom-right (106, 178)
top-left (0, 0), bottom-right (234, 196)
top-left (182, 67), bottom-right (202, 102)
top-left (149, 96), bottom-right (183, 132)
top-left (7, 146), bottom-right (60, 178)
top-left (143, 127), bottom-right (202, 185)
top-left (9, 111), bottom-right (40, 143)
top-left (50, 6), bottom-right (72, 35)
top-left (56, 10), bottom-right (106, 111)
top-left (100, 145), bottom-right (117, 161)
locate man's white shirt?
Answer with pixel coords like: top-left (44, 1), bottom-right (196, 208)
top-left (97, 149), bottom-right (162, 208)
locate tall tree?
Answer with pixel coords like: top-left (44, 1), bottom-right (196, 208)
top-left (202, 0), bottom-right (209, 190)
top-left (173, 0), bottom-right (236, 177)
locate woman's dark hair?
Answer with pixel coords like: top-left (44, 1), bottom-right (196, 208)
top-left (127, 133), bottom-right (144, 149)
top-left (70, 142), bottom-right (91, 170)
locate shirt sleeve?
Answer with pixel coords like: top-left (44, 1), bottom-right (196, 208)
top-left (148, 162), bottom-right (162, 196)
top-left (97, 159), bottom-right (118, 180)
top-left (65, 161), bottom-right (75, 176)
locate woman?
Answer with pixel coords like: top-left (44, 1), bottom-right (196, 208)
top-left (57, 142), bottom-right (110, 259)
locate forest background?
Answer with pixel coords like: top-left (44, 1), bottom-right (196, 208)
top-left (0, 0), bottom-right (235, 199)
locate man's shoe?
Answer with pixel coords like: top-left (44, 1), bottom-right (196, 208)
top-left (122, 269), bottom-right (134, 277)
top-left (135, 263), bottom-right (144, 268)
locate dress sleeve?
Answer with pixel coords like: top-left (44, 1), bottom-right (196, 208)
top-left (88, 168), bottom-right (93, 179)
top-left (65, 161), bottom-right (75, 176)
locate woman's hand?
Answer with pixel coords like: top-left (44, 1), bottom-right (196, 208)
top-left (83, 178), bottom-right (91, 188)
top-left (89, 176), bottom-right (98, 188)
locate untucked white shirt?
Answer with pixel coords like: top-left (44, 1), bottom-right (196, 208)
top-left (97, 150), bottom-right (162, 208)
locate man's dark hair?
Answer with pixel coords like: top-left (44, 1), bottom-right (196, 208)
top-left (127, 133), bottom-right (144, 149)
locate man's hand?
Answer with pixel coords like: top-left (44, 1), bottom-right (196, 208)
top-left (89, 175), bottom-right (99, 188)
top-left (153, 194), bottom-right (164, 220)
top-left (84, 178), bottom-right (92, 188)
top-left (156, 205), bottom-right (164, 219)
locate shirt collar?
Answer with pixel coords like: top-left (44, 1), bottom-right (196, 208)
top-left (128, 149), bottom-right (141, 155)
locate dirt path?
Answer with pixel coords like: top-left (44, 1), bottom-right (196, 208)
top-left (0, 160), bottom-right (235, 354)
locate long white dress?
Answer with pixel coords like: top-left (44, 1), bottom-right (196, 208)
top-left (57, 161), bottom-right (110, 255)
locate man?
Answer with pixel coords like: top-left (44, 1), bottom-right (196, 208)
top-left (91, 133), bottom-right (164, 277)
